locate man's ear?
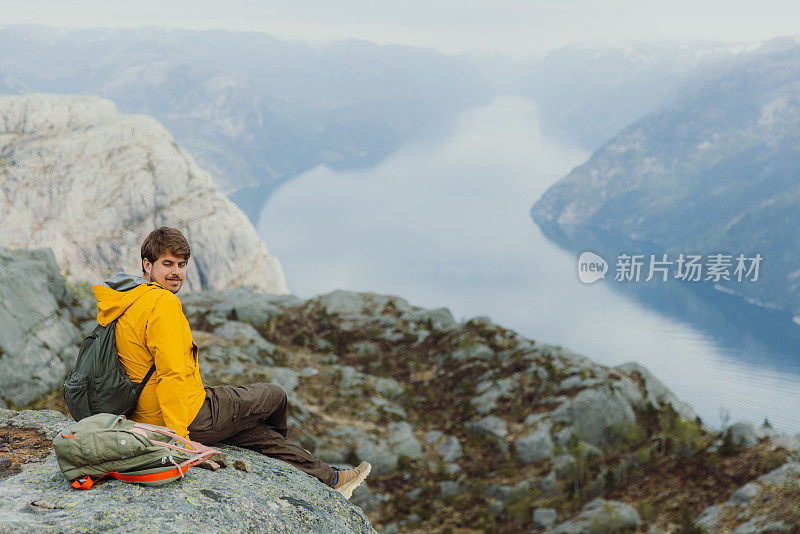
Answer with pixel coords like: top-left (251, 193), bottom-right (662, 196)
top-left (142, 258), bottom-right (152, 279)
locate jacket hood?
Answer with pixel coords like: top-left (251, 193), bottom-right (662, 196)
top-left (93, 272), bottom-right (165, 326)
top-left (103, 272), bottom-right (151, 291)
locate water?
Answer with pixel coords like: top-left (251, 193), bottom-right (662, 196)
top-left (258, 96), bottom-right (800, 434)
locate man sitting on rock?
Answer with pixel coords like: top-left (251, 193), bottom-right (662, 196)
top-left (92, 226), bottom-right (371, 499)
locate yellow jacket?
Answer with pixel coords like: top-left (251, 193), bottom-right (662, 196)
top-left (93, 273), bottom-right (205, 439)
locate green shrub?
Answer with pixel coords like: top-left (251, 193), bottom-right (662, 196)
top-left (719, 428), bottom-right (739, 456)
top-left (609, 419), bottom-right (645, 448)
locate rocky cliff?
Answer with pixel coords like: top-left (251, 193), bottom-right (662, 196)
top-left (1, 249), bottom-right (797, 532)
top-left (0, 93), bottom-right (288, 294)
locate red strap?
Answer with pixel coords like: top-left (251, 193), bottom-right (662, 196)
top-left (70, 464), bottom-right (190, 490)
top-left (71, 476), bottom-right (95, 489)
top-left (110, 464), bottom-right (190, 483)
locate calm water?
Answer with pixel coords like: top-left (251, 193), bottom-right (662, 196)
top-left (258, 96), bottom-right (800, 434)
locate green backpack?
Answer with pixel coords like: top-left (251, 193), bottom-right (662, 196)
top-left (53, 413), bottom-right (218, 489)
top-left (64, 319), bottom-right (156, 421)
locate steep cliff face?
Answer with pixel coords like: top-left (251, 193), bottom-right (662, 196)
top-left (0, 93), bottom-right (288, 294)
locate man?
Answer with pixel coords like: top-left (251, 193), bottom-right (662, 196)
top-left (92, 227), bottom-right (371, 499)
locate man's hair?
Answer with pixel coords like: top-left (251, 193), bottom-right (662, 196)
top-left (141, 227), bottom-right (191, 274)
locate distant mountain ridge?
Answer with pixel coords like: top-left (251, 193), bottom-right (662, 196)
top-left (514, 41), bottom-right (736, 151)
top-left (531, 37), bottom-right (800, 315)
top-left (0, 93), bottom-right (288, 293)
top-left (0, 25), bottom-right (492, 222)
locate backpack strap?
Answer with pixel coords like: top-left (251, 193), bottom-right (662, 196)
top-left (137, 364), bottom-right (157, 393)
top-left (131, 422), bottom-right (219, 454)
top-left (70, 462), bottom-right (192, 489)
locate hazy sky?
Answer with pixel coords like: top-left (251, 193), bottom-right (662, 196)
top-left (1, 0), bottom-right (799, 57)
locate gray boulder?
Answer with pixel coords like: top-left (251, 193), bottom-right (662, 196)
top-left (552, 455), bottom-right (578, 480)
top-left (0, 408), bottom-right (74, 439)
top-left (524, 413), bottom-right (549, 427)
top-left (369, 397), bottom-right (407, 420)
top-left (356, 437), bottom-right (398, 477)
top-left (614, 362), bottom-right (696, 421)
top-left (266, 367), bottom-right (300, 395)
top-left (727, 421), bottom-right (764, 448)
top-left (487, 480), bottom-right (529, 503)
top-left (533, 508), bottom-right (558, 530)
top-left (350, 483), bottom-right (388, 514)
top-left (549, 387), bottom-right (637, 447)
top-left (771, 435), bottom-right (800, 454)
top-left (467, 416), bottom-right (509, 453)
top-left (0, 409), bottom-right (376, 533)
top-left (330, 366), bottom-right (404, 400)
top-left (732, 518), bottom-right (793, 534)
top-left (388, 422), bottom-right (422, 460)
top-left (547, 498), bottom-right (641, 533)
top-left (0, 248), bottom-right (81, 406)
top-left (182, 288), bottom-right (301, 328)
top-left (729, 482), bottom-right (760, 505)
top-left (316, 290), bottom-right (379, 316)
top-left (514, 422), bottom-right (554, 462)
top-left (471, 377), bottom-right (516, 415)
top-left (314, 290), bottom-right (414, 320)
top-left (267, 367), bottom-right (308, 420)
top-left (1, 449), bottom-right (374, 533)
top-left (452, 342), bottom-right (495, 362)
top-left (534, 472), bottom-right (558, 497)
top-left (401, 308), bottom-right (456, 331)
top-left (437, 436), bottom-right (463, 463)
top-left (486, 499), bottom-right (504, 517)
top-left (424, 431), bottom-right (443, 445)
top-left (558, 374), bottom-right (603, 391)
top-left (211, 321), bottom-right (278, 363)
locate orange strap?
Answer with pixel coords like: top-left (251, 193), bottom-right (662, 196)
top-left (70, 463), bottom-right (191, 490)
top-left (71, 477), bottom-right (95, 490)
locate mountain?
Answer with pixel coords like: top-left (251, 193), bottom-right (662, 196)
top-left (0, 93), bottom-right (288, 293)
top-left (0, 25), bottom-right (492, 221)
top-left (516, 41), bottom-right (735, 151)
top-left (531, 37), bottom-right (800, 315)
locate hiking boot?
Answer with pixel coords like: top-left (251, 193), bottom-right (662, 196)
top-left (332, 461), bottom-right (372, 499)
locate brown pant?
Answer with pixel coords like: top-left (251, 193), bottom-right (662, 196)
top-left (188, 383), bottom-right (336, 486)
